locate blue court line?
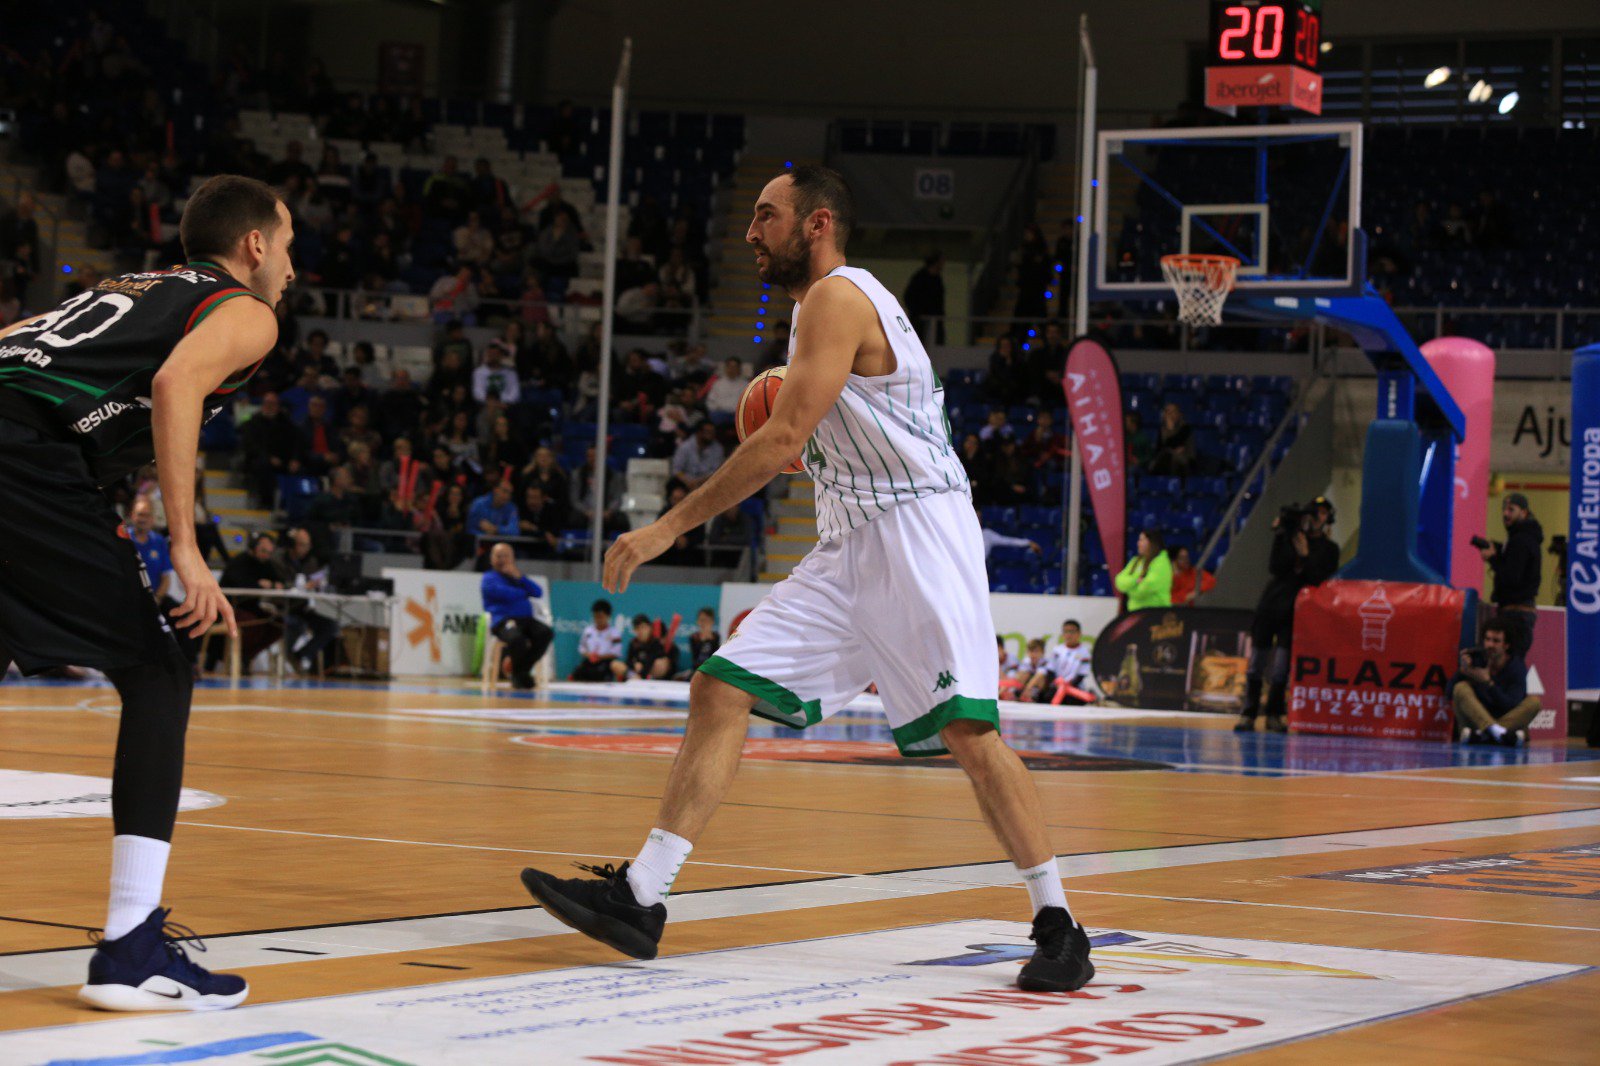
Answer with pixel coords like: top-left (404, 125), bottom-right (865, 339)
top-left (41, 1032), bottom-right (318, 1066)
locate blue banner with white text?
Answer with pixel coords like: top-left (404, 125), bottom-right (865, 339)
top-left (1569, 346), bottom-right (1600, 694)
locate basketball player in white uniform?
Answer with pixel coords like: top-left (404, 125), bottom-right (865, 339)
top-left (521, 166), bottom-right (1092, 991)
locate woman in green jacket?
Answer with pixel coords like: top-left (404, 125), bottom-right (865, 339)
top-left (1114, 528), bottom-right (1173, 612)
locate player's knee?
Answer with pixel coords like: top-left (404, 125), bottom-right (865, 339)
top-left (108, 655), bottom-right (193, 732)
top-left (940, 716), bottom-right (1000, 760)
top-left (689, 670), bottom-right (757, 720)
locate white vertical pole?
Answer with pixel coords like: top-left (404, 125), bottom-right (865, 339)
top-left (1065, 16), bottom-right (1096, 596)
top-left (590, 38), bottom-right (632, 581)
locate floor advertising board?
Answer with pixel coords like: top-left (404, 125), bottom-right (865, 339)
top-left (3, 921), bottom-right (1580, 1065)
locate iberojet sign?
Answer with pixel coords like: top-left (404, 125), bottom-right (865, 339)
top-left (1571, 346), bottom-right (1600, 694)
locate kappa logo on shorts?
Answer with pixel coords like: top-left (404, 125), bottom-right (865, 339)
top-left (932, 671), bottom-right (957, 692)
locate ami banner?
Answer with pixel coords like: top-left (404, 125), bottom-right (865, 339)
top-left (1289, 581), bottom-right (1466, 741)
top-left (1063, 337), bottom-right (1127, 575)
top-left (1091, 606), bottom-right (1256, 713)
top-left (1570, 344), bottom-right (1600, 697)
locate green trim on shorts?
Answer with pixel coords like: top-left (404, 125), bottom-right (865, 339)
top-left (891, 694), bottom-right (1000, 758)
top-left (697, 655), bottom-right (823, 728)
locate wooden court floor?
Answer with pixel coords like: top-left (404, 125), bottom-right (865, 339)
top-left (2, 677), bottom-right (1599, 1063)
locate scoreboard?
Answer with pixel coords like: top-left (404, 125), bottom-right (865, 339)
top-left (1205, 1), bottom-right (1324, 115)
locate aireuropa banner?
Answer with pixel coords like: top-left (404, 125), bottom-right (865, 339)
top-left (721, 583), bottom-right (1118, 667)
top-left (1570, 345), bottom-right (1600, 696)
top-left (1064, 337), bottom-right (1127, 575)
top-left (383, 568), bottom-right (550, 676)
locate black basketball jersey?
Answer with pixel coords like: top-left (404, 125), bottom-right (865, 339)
top-left (0, 262), bottom-right (272, 485)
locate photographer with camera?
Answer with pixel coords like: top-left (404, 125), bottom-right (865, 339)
top-left (1235, 496), bottom-right (1340, 733)
top-left (1473, 493), bottom-right (1543, 661)
top-left (1453, 619), bottom-right (1541, 747)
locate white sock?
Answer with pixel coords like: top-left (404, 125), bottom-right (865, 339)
top-left (1017, 858), bottom-right (1072, 920)
top-left (106, 835), bottom-right (171, 940)
top-left (1487, 722), bottom-right (1507, 738)
top-left (626, 828), bottom-right (693, 906)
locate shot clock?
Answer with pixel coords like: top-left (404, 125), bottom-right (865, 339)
top-left (1204, 1), bottom-right (1324, 115)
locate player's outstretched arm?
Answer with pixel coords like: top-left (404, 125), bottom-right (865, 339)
top-left (152, 297), bottom-right (280, 635)
top-left (603, 277), bottom-right (868, 593)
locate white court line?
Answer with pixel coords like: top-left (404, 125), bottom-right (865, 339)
top-left (1377, 773), bottom-right (1600, 792)
top-left (4, 807), bottom-right (1595, 994)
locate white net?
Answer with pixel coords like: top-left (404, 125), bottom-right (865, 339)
top-left (1160, 254), bottom-right (1239, 327)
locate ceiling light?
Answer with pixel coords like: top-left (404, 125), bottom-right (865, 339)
top-left (1320, 41), bottom-right (1333, 53)
top-left (1424, 66), bottom-right (1452, 88)
top-left (1499, 91), bottom-right (1520, 114)
top-left (1468, 80), bottom-right (1493, 104)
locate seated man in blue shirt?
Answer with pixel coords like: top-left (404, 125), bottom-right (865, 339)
top-left (1454, 618), bottom-right (1542, 747)
top-left (481, 542), bottom-right (553, 689)
top-left (468, 481), bottom-right (519, 567)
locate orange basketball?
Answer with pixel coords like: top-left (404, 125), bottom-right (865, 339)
top-left (736, 365), bottom-right (804, 474)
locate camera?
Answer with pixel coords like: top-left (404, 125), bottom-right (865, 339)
top-left (1469, 534), bottom-right (1500, 552)
top-left (1276, 502), bottom-right (1316, 533)
top-left (1464, 647), bottom-right (1487, 669)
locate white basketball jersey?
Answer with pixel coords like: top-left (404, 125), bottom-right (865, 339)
top-left (788, 265), bottom-right (969, 542)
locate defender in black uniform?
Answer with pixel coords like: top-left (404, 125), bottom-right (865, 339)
top-left (0, 175), bottom-right (292, 1011)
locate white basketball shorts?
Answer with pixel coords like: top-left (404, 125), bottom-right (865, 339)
top-left (698, 489), bottom-right (999, 757)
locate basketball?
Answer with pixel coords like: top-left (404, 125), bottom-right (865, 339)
top-left (736, 365), bottom-right (804, 473)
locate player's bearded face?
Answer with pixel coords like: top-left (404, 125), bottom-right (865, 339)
top-left (757, 218), bottom-right (812, 289)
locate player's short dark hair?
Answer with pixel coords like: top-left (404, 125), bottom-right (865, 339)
top-left (784, 165), bottom-right (854, 250)
top-left (591, 599), bottom-right (613, 616)
top-left (180, 175), bottom-right (283, 261)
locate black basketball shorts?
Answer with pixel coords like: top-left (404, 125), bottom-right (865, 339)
top-left (0, 418), bottom-right (178, 675)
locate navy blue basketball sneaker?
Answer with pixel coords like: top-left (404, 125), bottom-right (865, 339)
top-left (78, 908), bottom-right (248, 1011)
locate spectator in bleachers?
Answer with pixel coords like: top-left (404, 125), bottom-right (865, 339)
top-left (655, 385), bottom-right (706, 453)
top-left (979, 407), bottom-right (1014, 446)
top-left (297, 394), bottom-right (339, 475)
top-left (1169, 546), bottom-right (1215, 605)
top-left (959, 434), bottom-right (990, 501)
top-left (378, 368), bottom-right (426, 441)
top-left (516, 485), bottom-right (563, 559)
top-left (705, 358), bottom-right (750, 422)
top-left (707, 503), bottom-right (753, 564)
top-left (430, 265), bottom-right (481, 321)
top-left (615, 280), bottom-right (662, 332)
top-left (521, 320), bottom-right (571, 386)
top-left (987, 436), bottom-right (1033, 506)
top-left (351, 153), bottom-right (386, 208)
top-left (616, 236), bottom-right (656, 292)
top-left (468, 480), bottom-right (519, 545)
top-left (658, 247), bottom-right (698, 309)
top-left (614, 348), bottom-right (667, 422)
top-left (266, 140), bottom-right (314, 187)
top-left (472, 158), bottom-right (513, 224)
top-left (1114, 528), bottom-right (1173, 613)
top-left (671, 421), bottom-right (726, 493)
top-left (672, 343), bottom-right (715, 389)
top-left (903, 251), bottom-right (946, 345)
top-left (453, 210), bottom-right (496, 267)
top-left (659, 484), bottom-right (704, 565)
top-left (1010, 639), bottom-right (1049, 700)
top-left (424, 155), bottom-right (472, 224)
top-left (422, 444), bottom-right (462, 495)
top-left (307, 467), bottom-right (363, 554)
top-left (986, 335), bottom-right (1027, 407)
top-left (570, 445), bottom-right (627, 534)
top-left (424, 483), bottom-right (473, 570)
top-left (440, 410), bottom-right (482, 474)
top-left (1147, 403), bottom-right (1196, 477)
top-left (316, 224), bottom-right (360, 290)
top-left (1124, 413), bottom-right (1154, 469)
top-left (1027, 321), bottom-right (1068, 403)
top-left (240, 392), bottom-right (300, 507)
top-left (1013, 222), bottom-right (1051, 320)
top-left (535, 185), bottom-right (585, 234)
top-left (377, 436), bottom-right (416, 496)
top-left (533, 210), bottom-right (580, 281)
top-left (482, 414), bottom-right (529, 476)
top-left (516, 270), bottom-right (552, 328)
top-left (521, 446), bottom-right (570, 505)
top-left (982, 527), bottom-right (1042, 559)
top-left (1023, 621), bottom-right (1094, 705)
top-left (332, 369), bottom-right (376, 427)
top-left (298, 329), bottom-right (339, 380)
top-left (1022, 409), bottom-right (1067, 471)
top-left (472, 340), bottom-right (521, 404)
top-left (338, 437), bottom-right (382, 498)
top-left (489, 224), bottom-right (528, 279)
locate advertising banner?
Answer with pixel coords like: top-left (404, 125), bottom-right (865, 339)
top-left (1063, 337), bottom-right (1127, 575)
top-left (1288, 580), bottom-right (1465, 740)
top-left (1091, 607), bottom-right (1257, 712)
top-left (1528, 607), bottom-right (1568, 740)
top-left (549, 581), bottom-right (719, 678)
top-left (383, 568), bottom-right (551, 676)
top-left (1570, 345), bottom-right (1600, 697)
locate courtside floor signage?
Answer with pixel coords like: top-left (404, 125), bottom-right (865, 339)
top-left (0, 770), bottom-right (224, 821)
top-left (4, 922), bottom-right (1581, 1064)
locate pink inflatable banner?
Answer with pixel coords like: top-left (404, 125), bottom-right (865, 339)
top-left (1063, 338), bottom-right (1127, 577)
top-left (1419, 337), bottom-right (1495, 590)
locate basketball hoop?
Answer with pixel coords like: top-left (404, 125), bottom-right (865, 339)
top-left (1160, 254), bottom-right (1239, 327)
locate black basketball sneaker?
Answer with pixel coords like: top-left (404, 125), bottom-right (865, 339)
top-left (1017, 906), bottom-right (1095, 992)
top-left (520, 862), bottom-right (666, 960)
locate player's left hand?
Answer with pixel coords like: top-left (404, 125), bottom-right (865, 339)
top-left (603, 522), bottom-right (676, 593)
